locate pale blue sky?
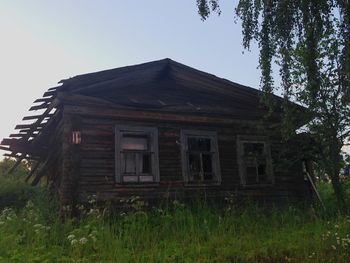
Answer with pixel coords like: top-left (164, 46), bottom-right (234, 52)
top-left (0, 1), bottom-right (266, 157)
top-left (7, 1), bottom-right (344, 159)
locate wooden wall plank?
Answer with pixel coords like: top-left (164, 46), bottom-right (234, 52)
top-left (71, 113), bottom-right (309, 205)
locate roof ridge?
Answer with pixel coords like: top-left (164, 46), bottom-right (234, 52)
top-left (59, 58), bottom-right (171, 87)
top-left (56, 58), bottom-right (282, 104)
top-left (166, 59), bottom-right (261, 95)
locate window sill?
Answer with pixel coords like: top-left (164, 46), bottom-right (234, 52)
top-left (115, 182), bottom-right (160, 188)
top-left (184, 181), bottom-right (221, 187)
top-left (242, 183), bottom-right (274, 188)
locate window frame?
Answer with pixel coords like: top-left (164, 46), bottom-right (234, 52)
top-left (115, 125), bottom-right (159, 184)
top-left (181, 130), bottom-right (221, 185)
top-left (236, 135), bottom-right (274, 186)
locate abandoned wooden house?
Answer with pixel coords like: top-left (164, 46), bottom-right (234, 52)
top-left (0, 58), bottom-right (312, 208)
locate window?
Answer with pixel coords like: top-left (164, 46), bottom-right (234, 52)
top-left (181, 130), bottom-right (221, 184)
top-left (237, 136), bottom-right (273, 185)
top-left (115, 125), bottom-right (159, 183)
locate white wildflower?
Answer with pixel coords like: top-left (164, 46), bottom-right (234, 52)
top-left (26, 201), bottom-right (34, 209)
top-left (71, 239), bottom-right (78, 246)
top-left (79, 237), bottom-right (88, 245)
top-left (67, 234), bottom-right (75, 241)
top-left (331, 245), bottom-right (337, 250)
top-left (88, 195), bottom-right (97, 204)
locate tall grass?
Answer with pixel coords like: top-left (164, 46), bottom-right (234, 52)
top-left (1, 159), bottom-right (350, 262)
top-left (0, 194), bottom-right (350, 262)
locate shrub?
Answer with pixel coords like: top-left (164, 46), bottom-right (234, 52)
top-left (0, 158), bottom-right (41, 210)
top-left (0, 176), bottom-right (39, 210)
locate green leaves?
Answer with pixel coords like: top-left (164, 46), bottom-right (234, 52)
top-left (196, 0), bottom-right (350, 206)
top-left (196, 0), bottom-right (221, 21)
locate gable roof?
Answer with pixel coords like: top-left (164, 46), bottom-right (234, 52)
top-left (57, 58), bottom-right (283, 116)
top-left (0, 58), bottom-right (296, 163)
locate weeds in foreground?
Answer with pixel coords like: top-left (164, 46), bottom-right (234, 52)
top-left (1, 162), bottom-right (349, 263)
top-left (0, 194), bottom-right (350, 263)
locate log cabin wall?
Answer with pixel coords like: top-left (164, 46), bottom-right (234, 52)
top-left (62, 104), bottom-right (310, 207)
top-left (46, 118), bottom-right (64, 192)
top-left (59, 112), bottom-right (82, 208)
top-left (0, 59), bottom-right (311, 209)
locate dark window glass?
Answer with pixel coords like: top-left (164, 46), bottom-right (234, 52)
top-left (189, 153), bottom-right (201, 173)
top-left (187, 137), bottom-right (214, 182)
top-left (257, 164), bottom-right (267, 183)
top-left (141, 153), bottom-right (151, 174)
top-left (188, 138), bottom-right (211, 152)
top-left (243, 143), bottom-right (264, 156)
top-left (241, 141), bottom-right (271, 185)
top-left (202, 154), bottom-right (212, 172)
top-left (246, 166), bottom-right (257, 184)
top-left (203, 172), bottom-right (213, 180)
top-left (258, 164), bottom-right (266, 176)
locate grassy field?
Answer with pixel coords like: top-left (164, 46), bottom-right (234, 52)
top-left (1, 196), bottom-right (350, 262)
top-left (1, 160), bottom-right (350, 262)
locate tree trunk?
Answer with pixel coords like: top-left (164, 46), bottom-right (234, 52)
top-left (326, 137), bottom-right (347, 211)
top-left (330, 169), bottom-right (346, 211)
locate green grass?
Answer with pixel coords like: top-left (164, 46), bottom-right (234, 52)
top-left (317, 179), bottom-right (350, 208)
top-left (0, 176), bottom-right (40, 210)
top-left (1, 160), bottom-right (350, 262)
top-left (0, 195), bottom-right (350, 262)
top-left (0, 159), bottom-right (40, 210)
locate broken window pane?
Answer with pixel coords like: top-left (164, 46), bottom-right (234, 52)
top-left (240, 140), bottom-right (271, 185)
top-left (183, 131), bottom-right (219, 183)
top-left (187, 138), bottom-right (214, 181)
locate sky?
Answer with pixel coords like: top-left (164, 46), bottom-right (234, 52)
top-left (0, 1), bottom-right (348, 158)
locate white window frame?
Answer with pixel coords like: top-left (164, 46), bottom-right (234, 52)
top-left (237, 135), bottom-right (274, 186)
top-left (115, 125), bottom-right (159, 184)
top-left (181, 130), bottom-right (221, 185)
